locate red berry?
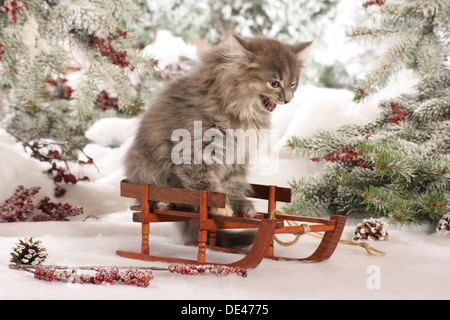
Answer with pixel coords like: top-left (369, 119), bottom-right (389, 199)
top-left (54, 171), bottom-right (64, 182)
top-left (66, 174), bottom-right (77, 184)
top-left (62, 85), bottom-right (73, 99)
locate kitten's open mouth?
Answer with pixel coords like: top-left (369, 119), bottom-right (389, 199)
top-left (260, 95), bottom-right (277, 112)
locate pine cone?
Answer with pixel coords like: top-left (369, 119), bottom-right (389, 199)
top-left (354, 218), bottom-right (389, 241)
top-left (10, 237), bottom-right (48, 266)
top-left (436, 213), bottom-right (450, 235)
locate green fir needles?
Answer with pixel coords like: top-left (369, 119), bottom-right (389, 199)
top-left (286, 0), bottom-right (449, 226)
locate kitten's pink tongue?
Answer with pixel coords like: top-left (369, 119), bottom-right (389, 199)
top-left (261, 95), bottom-right (277, 112)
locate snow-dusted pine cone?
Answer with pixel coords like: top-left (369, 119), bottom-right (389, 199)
top-left (10, 237), bottom-right (48, 266)
top-left (354, 218), bottom-right (389, 241)
top-left (436, 213), bottom-right (450, 235)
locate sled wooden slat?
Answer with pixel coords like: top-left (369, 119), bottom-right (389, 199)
top-left (274, 224), bottom-right (336, 234)
top-left (258, 212), bottom-right (337, 225)
top-left (133, 210), bottom-right (199, 223)
top-left (249, 183), bottom-right (291, 203)
top-left (199, 214), bottom-right (284, 230)
top-left (117, 179), bottom-right (346, 268)
top-left (120, 180), bottom-right (226, 208)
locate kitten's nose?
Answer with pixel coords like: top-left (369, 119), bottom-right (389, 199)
top-left (283, 90), bottom-right (293, 104)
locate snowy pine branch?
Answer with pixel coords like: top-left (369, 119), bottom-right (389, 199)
top-left (353, 37), bottom-right (416, 102)
top-left (0, 0), bottom-right (156, 115)
top-left (286, 129), bottom-right (362, 158)
top-left (0, 0), bottom-right (157, 197)
top-left (349, 0), bottom-right (449, 102)
top-left (287, 0), bottom-right (449, 225)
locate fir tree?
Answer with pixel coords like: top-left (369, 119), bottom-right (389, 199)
top-left (285, 0), bottom-right (449, 226)
top-left (0, 0), bottom-right (156, 118)
top-left (0, 0), bottom-right (157, 195)
top-left (139, 0), bottom-right (339, 44)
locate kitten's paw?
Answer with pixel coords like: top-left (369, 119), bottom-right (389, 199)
top-left (238, 200), bottom-right (256, 217)
top-left (211, 204), bottom-right (234, 217)
top-left (243, 206), bottom-right (257, 217)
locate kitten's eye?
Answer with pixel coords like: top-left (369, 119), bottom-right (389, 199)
top-left (291, 82), bottom-right (296, 88)
top-left (270, 80), bottom-right (280, 88)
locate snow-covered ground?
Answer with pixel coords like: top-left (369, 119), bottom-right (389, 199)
top-left (1, 24), bottom-right (449, 300)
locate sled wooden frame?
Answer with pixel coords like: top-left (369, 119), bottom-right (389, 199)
top-left (117, 179), bottom-right (346, 269)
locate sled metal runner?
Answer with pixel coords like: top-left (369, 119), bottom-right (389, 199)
top-left (117, 180), bottom-right (346, 269)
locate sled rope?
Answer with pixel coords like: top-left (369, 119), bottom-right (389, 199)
top-left (269, 210), bottom-right (385, 256)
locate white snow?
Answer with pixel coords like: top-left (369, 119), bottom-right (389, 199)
top-left (143, 30), bottom-right (199, 69)
top-left (1, 28), bottom-right (449, 300)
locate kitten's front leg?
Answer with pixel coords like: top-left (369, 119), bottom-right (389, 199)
top-left (223, 165), bottom-right (256, 217)
top-left (174, 163), bottom-right (234, 216)
top-left (230, 197), bottom-right (256, 217)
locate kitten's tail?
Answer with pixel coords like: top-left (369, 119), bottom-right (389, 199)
top-left (181, 222), bottom-right (257, 248)
top-left (216, 229), bottom-right (258, 248)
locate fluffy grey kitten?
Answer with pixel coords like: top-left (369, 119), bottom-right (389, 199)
top-left (124, 35), bottom-right (311, 217)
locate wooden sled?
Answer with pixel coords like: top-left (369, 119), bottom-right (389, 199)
top-left (117, 180), bottom-right (346, 269)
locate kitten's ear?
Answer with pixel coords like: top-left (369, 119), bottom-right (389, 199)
top-left (228, 34), bottom-right (255, 61)
top-left (291, 41), bottom-right (313, 62)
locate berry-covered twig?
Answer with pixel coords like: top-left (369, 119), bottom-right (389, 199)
top-left (88, 28), bottom-right (135, 70)
top-left (0, 186), bottom-right (40, 222)
top-left (10, 262), bottom-right (248, 287)
top-left (362, 0), bottom-right (386, 8)
top-left (1, 0), bottom-right (26, 23)
top-left (310, 146), bottom-right (374, 169)
top-left (0, 186), bottom-right (83, 222)
top-left (95, 89), bottom-right (143, 115)
top-left (9, 237), bottom-right (248, 288)
top-left (34, 197), bottom-right (84, 221)
top-left (6, 130), bottom-right (96, 197)
top-left (12, 263), bottom-right (248, 277)
top-left (9, 264), bottom-right (166, 272)
top-left (33, 266), bottom-right (154, 287)
top-left (96, 90), bottom-right (118, 111)
top-left (388, 102), bottom-right (407, 125)
top-left (0, 42), bottom-right (4, 61)
top-left (42, 76), bottom-right (74, 100)
top-left (168, 263), bottom-right (247, 277)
